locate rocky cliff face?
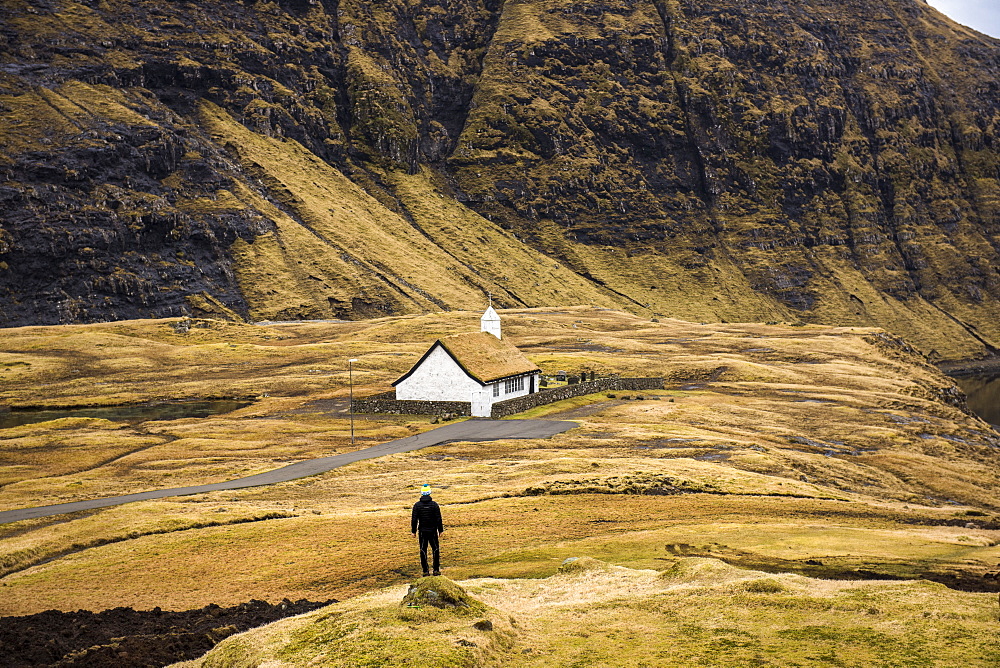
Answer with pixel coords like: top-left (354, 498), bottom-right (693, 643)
top-left (0, 0), bottom-right (998, 359)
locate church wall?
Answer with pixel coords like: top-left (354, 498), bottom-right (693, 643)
top-left (472, 372), bottom-right (539, 416)
top-left (491, 372), bottom-right (540, 401)
top-left (396, 345), bottom-right (482, 401)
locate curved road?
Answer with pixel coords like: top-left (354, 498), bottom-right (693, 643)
top-left (0, 419), bottom-right (575, 525)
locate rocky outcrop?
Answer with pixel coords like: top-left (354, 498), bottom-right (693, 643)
top-left (0, 0), bottom-right (998, 359)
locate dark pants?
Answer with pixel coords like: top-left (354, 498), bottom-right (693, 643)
top-left (418, 530), bottom-right (440, 575)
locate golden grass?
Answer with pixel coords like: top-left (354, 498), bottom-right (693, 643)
top-left (1, 307), bottom-right (998, 632)
top-left (383, 168), bottom-right (618, 311)
top-left (0, 407), bottom-right (425, 511)
top-left (195, 103), bottom-right (619, 322)
top-left (178, 558), bottom-right (1000, 667)
top-left (0, 418), bottom-right (161, 487)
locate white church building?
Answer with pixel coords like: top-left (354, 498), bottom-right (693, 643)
top-left (392, 306), bottom-right (541, 417)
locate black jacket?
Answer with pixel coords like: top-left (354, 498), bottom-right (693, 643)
top-left (411, 496), bottom-right (443, 534)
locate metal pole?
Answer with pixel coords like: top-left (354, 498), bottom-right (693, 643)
top-left (348, 359), bottom-right (358, 446)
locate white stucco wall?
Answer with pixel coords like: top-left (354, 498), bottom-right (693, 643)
top-left (395, 345), bottom-right (482, 401)
top-left (472, 373), bottom-right (538, 416)
top-left (492, 372), bottom-right (540, 402)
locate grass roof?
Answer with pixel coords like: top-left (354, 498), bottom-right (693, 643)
top-left (438, 332), bottom-right (540, 384)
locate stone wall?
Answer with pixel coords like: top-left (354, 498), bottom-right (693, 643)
top-left (353, 391), bottom-right (471, 416)
top-left (490, 377), bottom-right (664, 418)
top-left (353, 377), bottom-right (663, 418)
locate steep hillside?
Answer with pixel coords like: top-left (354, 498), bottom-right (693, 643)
top-left (1, 0), bottom-right (998, 359)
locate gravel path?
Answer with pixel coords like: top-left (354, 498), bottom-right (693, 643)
top-left (0, 419), bottom-right (575, 524)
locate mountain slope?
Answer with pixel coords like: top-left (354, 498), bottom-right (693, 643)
top-left (0, 0), bottom-right (998, 359)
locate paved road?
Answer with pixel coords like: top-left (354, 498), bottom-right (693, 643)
top-left (0, 419), bottom-right (575, 525)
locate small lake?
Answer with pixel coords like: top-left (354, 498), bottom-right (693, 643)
top-left (953, 375), bottom-right (1000, 427)
top-left (0, 400), bottom-right (251, 430)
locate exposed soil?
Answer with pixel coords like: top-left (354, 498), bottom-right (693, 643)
top-left (0, 598), bottom-right (335, 668)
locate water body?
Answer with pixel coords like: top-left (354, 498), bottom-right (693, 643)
top-left (0, 400), bottom-right (251, 430)
top-left (953, 375), bottom-right (1000, 427)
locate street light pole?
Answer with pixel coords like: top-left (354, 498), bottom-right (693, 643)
top-left (348, 358), bottom-right (358, 446)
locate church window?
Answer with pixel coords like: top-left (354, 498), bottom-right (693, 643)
top-left (504, 376), bottom-right (525, 394)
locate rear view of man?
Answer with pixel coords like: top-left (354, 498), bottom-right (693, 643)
top-left (411, 484), bottom-right (444, 576)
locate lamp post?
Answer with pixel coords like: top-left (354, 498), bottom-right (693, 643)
top-left (348, 358), bottom-right (358, 446)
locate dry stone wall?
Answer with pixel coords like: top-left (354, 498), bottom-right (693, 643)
top-left (490, 377), bottom-right (664, 418)
top-left (353, 377), bottom-right (663, 418)
top-left (353, 391), bottom-right (471, 416)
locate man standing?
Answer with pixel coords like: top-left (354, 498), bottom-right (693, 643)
top-left (411, 484), bottom-right (444, 576)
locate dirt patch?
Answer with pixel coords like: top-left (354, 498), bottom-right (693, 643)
top-left (0, 598), bottom-right (335, 667)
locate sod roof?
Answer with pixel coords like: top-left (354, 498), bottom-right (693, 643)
top-left (394, 332), bottom-right (540, 386)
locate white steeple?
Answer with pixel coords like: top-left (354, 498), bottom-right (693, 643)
top-left (481, 292), bottom-right (501, 339)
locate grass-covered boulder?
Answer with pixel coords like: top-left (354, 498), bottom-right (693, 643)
top-left (557, 556), bottom-right (614, 574)
top-left (660, 556), bottom-right (754, 583)
top-left (401, 576), bottom-right (486, 614)
top-left (188, 578), bottom-right (511, 667)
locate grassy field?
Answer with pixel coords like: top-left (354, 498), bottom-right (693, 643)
top-left (1, 307), bottom-right (998, 663)
top-left (179, 559), bottom-right (1000, 667)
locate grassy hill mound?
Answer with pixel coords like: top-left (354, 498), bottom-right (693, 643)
top-left (178, 558), bottom-right (998, 667)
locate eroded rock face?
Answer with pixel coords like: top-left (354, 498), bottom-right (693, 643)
top-left (0, 104), bottom-right (267, 323)
top-left (0, 0), bottom-right (997, 357)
